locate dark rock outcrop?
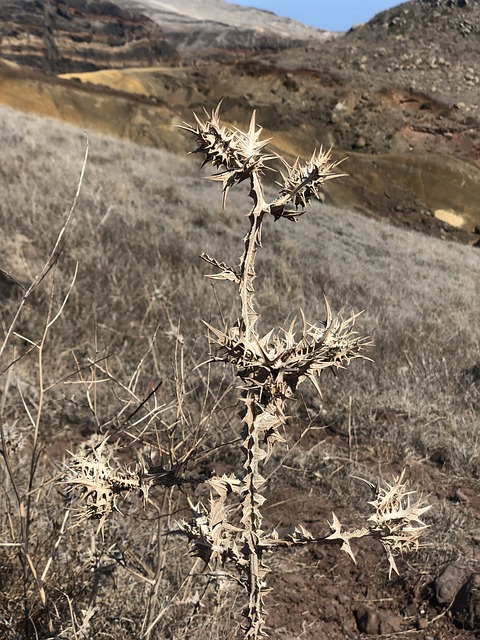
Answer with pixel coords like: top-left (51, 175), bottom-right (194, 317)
top-left (0, 0), bottom-right (178, 72)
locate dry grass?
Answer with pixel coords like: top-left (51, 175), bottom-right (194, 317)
top-left (0, 104), bottom-right (478, 638)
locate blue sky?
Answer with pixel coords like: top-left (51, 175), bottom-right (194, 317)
top-left (227, 1), bottom-right (402, 31)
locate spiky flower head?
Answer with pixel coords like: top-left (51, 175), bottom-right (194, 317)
top-left (63, 437), bottom-right (140, 528)
top-left (205, 301), bottom-right (370, 403)
top-left (270, 150), bottom-right (346, 219)
top-left (366, 470), bottom-right (432, 578)
top-left (180, 103), bottom-right (274, 205)
top-left (327, 471), bottom-right (431, 578)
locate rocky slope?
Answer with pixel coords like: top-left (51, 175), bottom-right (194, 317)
top-left (115, 0), bottom-right (333, 59)
top-left (0, 0), bottom-right (479, 243)
top-left (0, 0), bottom-right (180, 72)
top-left (271, 0), bottom-right (480, 118)
top-left (0, 0), bottom-right (331, 73)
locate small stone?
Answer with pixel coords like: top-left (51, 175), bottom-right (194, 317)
top-left (417, 617), bottom-right (429, 630)
top-left (354, 605), bottom-right (402, 634)
top-left (355, 605), bottom-right (380, 634)
top-left (452, 573), bottom-right (480, 630)
top-left (331, 101), bottom-right (347, 123)
top-left (435, 564), bottom-right (467, 605)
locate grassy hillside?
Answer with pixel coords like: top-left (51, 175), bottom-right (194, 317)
top-left (0, 105), bottom-right (478, 639)
top-left (2, 57), bottom-right (480, 242)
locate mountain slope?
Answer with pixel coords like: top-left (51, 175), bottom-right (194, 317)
top-left (0, 0), bottom-right (332, 72)
top-left (0, 0), bottom-right (479, 241)
top-left (116, 0), bottom-right (332, 58)
top-left (272, 0), bottom-right (480, 118)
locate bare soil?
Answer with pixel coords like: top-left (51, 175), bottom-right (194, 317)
top-left (263, 423), bottom-right (480, 638)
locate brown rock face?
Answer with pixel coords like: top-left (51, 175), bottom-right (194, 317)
top-left (0, 0), bottom-right (178, 72)
top-left (435, 566), bottom-right (480, 631)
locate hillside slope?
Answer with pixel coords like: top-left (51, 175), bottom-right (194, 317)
top-left (0, 0), bottom-right (331, 72)
top-left (118, 0), bottom-right (333, 56)
top-left (0, 0), bottom-right (479, 242)
top-left (0, 104), bottom-right (478, 639)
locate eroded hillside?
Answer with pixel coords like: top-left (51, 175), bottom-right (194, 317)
top-left (0, 0), bottom-right (479, 238)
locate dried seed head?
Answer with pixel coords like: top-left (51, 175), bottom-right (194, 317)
top-left (180, 103), bottom-right (274, 205)
top-left (366, 470), bottom-right (432, 578)
top-left (63, 437), bottom-right (140, 528)
top-left (270, 149), bottom-right (346, 219)
top-left (328, 472), bottom-right (432, 578)
top-left (205, 302), bottom-right (370, 402)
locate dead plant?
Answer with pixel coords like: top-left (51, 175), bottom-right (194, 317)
top-left (62, 105), bottom-right (431, 639)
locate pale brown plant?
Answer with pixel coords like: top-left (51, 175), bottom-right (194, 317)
top-left (62, 104), bottom-right (432, 639)
top-left (176, 105), bottom-right (431, 638)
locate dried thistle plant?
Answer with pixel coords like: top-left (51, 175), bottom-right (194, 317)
top-left (177, 105), bottom-right (431, 637)
top-left (62, 434), bottom-right (209, 533)
top-left (62, 104), bottom-right (431, 638)
top-left (63, 437), bottom-right (142, 529)
top-left (328, 470), bottom-right (431, 578)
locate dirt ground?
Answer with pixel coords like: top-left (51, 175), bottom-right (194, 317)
top-left (262, 422), bottom-right (480, 639)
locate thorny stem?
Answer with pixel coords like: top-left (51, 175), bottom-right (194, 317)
top-left (178, 106), bottom-right (372, 639)
top-left (237, 170), bottom-right (275, 636)
top-left (241, 396), bottom-right (267, 638)
top-left (238, 172), bottom-right (267, 341)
